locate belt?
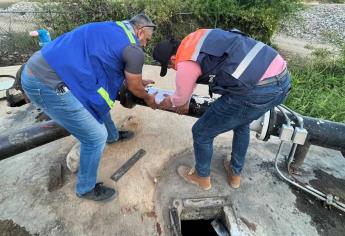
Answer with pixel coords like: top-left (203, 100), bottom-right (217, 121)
top-left (257, 68), bottom-right (288, 86)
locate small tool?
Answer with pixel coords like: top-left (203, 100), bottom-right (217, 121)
top-left (111, 149), bottom-right (146, 181)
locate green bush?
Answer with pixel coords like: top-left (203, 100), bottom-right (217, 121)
top-left (190, 0), bottom-right (302, 43)
top-left (285, 46), bottom-right (345, 122)
top-left (36, 0), bottom-right (135, 37)
top-left (0, 31), bottom-right (38, 54)
top-left (36, 0), bottom-right (199, 62)
top-left (33, 0), bottom-right (302, 63)
top-left (305, 0), bottom-right (345, 3)
top-left (0, 31), bottom-right (39, 66)
top-left (36, 0), bottom-right (302, 44)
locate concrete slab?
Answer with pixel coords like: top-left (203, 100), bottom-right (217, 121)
top-left (0, 65), bottom-right (344, 235)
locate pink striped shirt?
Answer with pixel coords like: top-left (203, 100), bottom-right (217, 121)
top-left (171, 55), bottom-right (286, 107)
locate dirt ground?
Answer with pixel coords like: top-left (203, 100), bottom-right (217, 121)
top-left (0, 65), bottom-right (344, 236)
top-left (292, 170), bottom-right (345, 235)
top-left (1, 2), bottom-right (344, 235)
top-left (0, 219), bottom-right (37, 236)
top-left (272, 34), bottom-right (338, 59)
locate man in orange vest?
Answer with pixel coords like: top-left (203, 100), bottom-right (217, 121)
top-left (153, 28), bottom-right (291, 190)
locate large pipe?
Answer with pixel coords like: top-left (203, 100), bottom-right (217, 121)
top-left (120, 86), bottom-right (345, 153)
top-left (1, 86), bottom-right (344, 159)
top-left (118, 84), bottom-right (215, 118)
top-left (0, 120), bottom-right (69, 160)
top-left (270, 110), bottom-right (345, 153)
top-left (0, 87), bottom-right (216, 159)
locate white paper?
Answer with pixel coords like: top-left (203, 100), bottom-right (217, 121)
top-left (147, 87), bottom-right (174, 104)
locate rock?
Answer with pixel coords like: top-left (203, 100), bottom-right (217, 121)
top-left (66, 142), bottom-right (80, 173)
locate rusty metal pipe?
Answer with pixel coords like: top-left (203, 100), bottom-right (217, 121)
top-left (1, 86), bottom-right (345, 160)
top-left (0, 120), bottom-right (69, 160)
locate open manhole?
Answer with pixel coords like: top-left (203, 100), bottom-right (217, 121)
top-left (169, 196), bottom-right (232, 236)
top-left (181, 219), bottom-right (216, 235)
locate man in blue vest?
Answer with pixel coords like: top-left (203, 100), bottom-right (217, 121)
top-left (21, 14), bottom-right (157, 201)
top-left (153, 28), bottom-right (291, 191)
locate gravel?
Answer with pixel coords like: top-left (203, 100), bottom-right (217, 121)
top-left (0, 1), bottom-right (38, 24)
top-left (279, 4), bottom-right (345, 45)
top-left (0, 1), bottom-right (36, 12)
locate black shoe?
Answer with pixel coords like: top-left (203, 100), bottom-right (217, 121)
top-left (76, 182), bottom-right (117, 201)
top-left (106, 130), bottom-right (134, 144)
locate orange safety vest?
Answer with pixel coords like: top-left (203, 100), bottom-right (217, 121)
top-left (175, 29), bottom-right (212, 68)
top-left (174, 28), bottom-right (279, 96)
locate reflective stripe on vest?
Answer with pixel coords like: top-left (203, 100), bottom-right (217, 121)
top-left (231, 42), bottom-right (265, 79)
top-left (96, 22), bottom-right (137, 109)
top-left (191, 29), bottom-right (212, 61)
top-left (175, 29), bottom-right (266, 80)
top-left (175, 29), bottom-right (211, 67)
top-left (116, 21), bottom-right (136, 44)
top-left (97, 87), bottom-right (114, 108)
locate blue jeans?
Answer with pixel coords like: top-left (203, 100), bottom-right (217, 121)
top-left (105, 112), bottom-right (119, 143)
top-left (192, 72), bottom-right (291, 177)
top-left (21, 66), bottom-right (118, 195)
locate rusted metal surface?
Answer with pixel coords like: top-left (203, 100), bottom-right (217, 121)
top-left (0, 120), bottom-right (69, 160)
top-left (1, 85), bottom-right (345, 160)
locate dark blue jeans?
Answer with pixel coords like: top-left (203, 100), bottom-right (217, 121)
top-left (192, 72), bottom-right (291, 177)
top-left (21, 65), bottom-right (119, 195)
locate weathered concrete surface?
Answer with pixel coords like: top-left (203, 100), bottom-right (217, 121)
top-left (0, 65), bottom-right (344, 235)
top-left (155, 141), bottom-right (345, 236)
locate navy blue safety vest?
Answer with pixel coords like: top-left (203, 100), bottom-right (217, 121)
top-left (41, 21), bottom-right (140, 123)
top-left (175, 29), bottom-right (278, 96)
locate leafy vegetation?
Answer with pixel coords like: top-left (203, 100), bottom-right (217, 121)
top-left (0, 31), bottom-right (38, 66)
top-left (285, 46), bottom-right (345, 122)
top-left (305, 0), bottom-right (345, 3)
top-left (32, 0), bottom-right (302, 64)
top-left (190, 0), bottom-right (301, 43)
top-left (36, 0), bottom-right (302, 43)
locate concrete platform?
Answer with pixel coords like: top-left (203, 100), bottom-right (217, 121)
top-left (0, 65), bottom-right (344, 235)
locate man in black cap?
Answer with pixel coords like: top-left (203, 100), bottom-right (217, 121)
top-left (153, 28), bottom-right (291, 190)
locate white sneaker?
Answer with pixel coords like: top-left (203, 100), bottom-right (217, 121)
top-left (66, 142), bottom-right (80, 173)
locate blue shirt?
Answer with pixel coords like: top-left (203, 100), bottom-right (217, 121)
top-left (41, 21), bottom-right (140, 122)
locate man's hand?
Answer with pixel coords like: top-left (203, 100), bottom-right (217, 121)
top-left (125, 72), bottom-right (157, 110)
top-left (159, 95), bottom-right (173, 110)
top-left (142, 79), bottom-right (155, 87)
top-left (176, 102), bottom-right (189, 115)
top-left (144, 93), bottom-right (158, 110)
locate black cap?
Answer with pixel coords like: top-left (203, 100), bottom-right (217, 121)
top-left (152, 39), bottom-right (180, 77)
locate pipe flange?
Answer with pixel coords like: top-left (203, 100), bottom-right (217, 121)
top-left (256, 111), bottom-right (270, 141)
top-left (264, 108), bottom-right (277, 141)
